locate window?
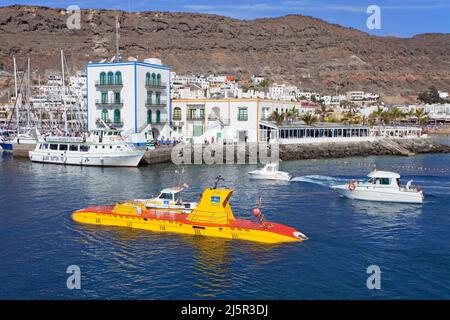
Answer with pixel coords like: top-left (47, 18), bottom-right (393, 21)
top-left (173, 107), bottom-right (182, 121)
top-left (69, 145), bottom-right (78, 151)
top-left (380, 178), bottom-right (391, 185)
top-left (146, 72), bottom-right (151, 85)
top-left (101, 109), bottom-right (109, 122)
top-left (107, 72), bottom-right (114, 85)
top-left (238, 108), bottom-right (248, 121)
top-left (80, 145), bottom-right (90, 152)
top-left (114, 109), bottom-right (121, 124)
top-left (159, 193), bottom-right (174, 200)
top-left (59, 144), bottom-right (68, 151)
top-left (99, 72), bottom-right (106, 85)
top-left (114, 92), bottom-right (121, 104)
top-left (156, 92), bottom-right (161, 105)
top-left (115, 71), bottom-right (122, 85)
top-left (151, 73), bottom-right (156, 85)
top-left (156, 73), bottom-right (161, 86)
top-left (156, 110), bottom-right (161, 124)
top-left (147, 91), bottom-right (153, 105)
top-left (50, 144), bottom-right (58, 150)
top-left (101, 92), bottom-right (108, 104)
top-left (147, 109), bottom-right (152, 124)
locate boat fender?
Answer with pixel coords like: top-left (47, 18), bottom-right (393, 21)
top-left (348, 180), bottom-right (356, 191)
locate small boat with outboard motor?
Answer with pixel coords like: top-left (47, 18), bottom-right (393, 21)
top-left (331, 170), bottom-right (424, 204)
top-left (72, 176), bottom-right (308, 244)
top-left (29, 129), bottom-right (145, 167)
top-left (134, 185), bottom-right (197, 213)
top-left (248, 163), bottom-right (291, 181)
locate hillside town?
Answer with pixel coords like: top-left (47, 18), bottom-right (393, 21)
top-left (1, 56), bottom-right (449, 147)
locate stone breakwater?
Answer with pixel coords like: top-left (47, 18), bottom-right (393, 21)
top-left (279, 138), bottom-right (450, 161)
top-left (163, 138), bottom-right (450, 165)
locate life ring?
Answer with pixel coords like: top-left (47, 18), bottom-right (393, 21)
top-left (348, 180), bottom-right (356, 191)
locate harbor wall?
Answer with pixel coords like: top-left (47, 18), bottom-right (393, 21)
top-left (168, 138), bottom-right (450, 164)
top-left (279, 138), bottom-right (450, 161)
top-left (9, 138), bottom-right (450, 164)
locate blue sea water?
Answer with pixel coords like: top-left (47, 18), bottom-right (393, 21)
top-left (0, 151), bottom-right (449, 299)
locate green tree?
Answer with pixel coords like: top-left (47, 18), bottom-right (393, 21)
top-left (270, 110), bottom-right (285, 126)
top-left (389, 107), bottom-right (405, 125)
top-left (418, 86), bottom-right (445, 104)
top-left (302, 112), bottom-right (318, 125)
top-left (259, 79), bottom-right (270, 92)
top-left (285, 106), bottom-right (299, 121)
top-left (415, 108), bottom-right (429, 126)
top-left (316, 104), bottom-right (332, 121)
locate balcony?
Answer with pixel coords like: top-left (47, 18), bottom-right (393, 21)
top-left (145, 99), bottom-right (167, 107)
top-left (96, 118), bottom-right (124, 128)
top-left (208, 116), bottom-right (230, 126)
top-left (145, 81), bottom-right (167, 90)
top-left (95, 80), bottom-right (123, 90)
top-left (95, 99), bottom-right (124, 108)
top-left (187, 114), bottom-right (205, 121)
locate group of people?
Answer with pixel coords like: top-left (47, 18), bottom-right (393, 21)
top-left (152, 136), bottom-right (181, 147)
top-left (203, 136), bottom-right (216, 145)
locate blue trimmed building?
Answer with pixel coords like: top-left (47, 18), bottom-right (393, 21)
top-left (86, 58), bottom-right (171, 145)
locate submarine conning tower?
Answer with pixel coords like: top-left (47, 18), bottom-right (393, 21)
top-left (186, 188), bottom-right (236, 224)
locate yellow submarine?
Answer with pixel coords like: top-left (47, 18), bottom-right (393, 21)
top-left (72, 183), bottom-right (308, 244)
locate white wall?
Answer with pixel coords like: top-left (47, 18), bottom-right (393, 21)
top-left (87, 63), bottom-right (135, 133)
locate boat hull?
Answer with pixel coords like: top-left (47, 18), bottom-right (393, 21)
top-left (29, 150), bottom-right (144, 167)
top-left (72, 207), bottom-right (305, 244)
top-left (332, 185), bottom-right (424, 204)
top-left (248, 172), bottom-right (291, 181)
top-left (0, 142), bottom-right (13, 152)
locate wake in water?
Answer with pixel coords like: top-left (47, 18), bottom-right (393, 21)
top-left (290, 175), bottom-right (349, 187)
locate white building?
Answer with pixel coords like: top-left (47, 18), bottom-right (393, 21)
top-left (439, 91), bottom-right (449, 100)
top-left (251, 75), bottom-right (265, 85)
top-left (86, 58), bottom-right (171, 145)
top-left (346, 91), bottom-right (365, 101)
top-left (171, 98), bottom-right (305, 143)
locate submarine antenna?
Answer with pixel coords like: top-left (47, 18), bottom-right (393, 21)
top-left (213, 175), bottom-right (225, 189)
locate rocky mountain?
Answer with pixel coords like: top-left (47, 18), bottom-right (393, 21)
top-left (0, 5), bottom-right (449, 103)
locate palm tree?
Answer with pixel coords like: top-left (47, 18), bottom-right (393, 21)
top-left (285, 106), bottom-right (299, 121)
top-left (415, 108), bottom-right (429, 126)
top-left (389, 107), bottom-right (405, 125)
top-left (368, 106), bottom-right (384, 125)
top-left (270, 110), bottom-right (285, 126)
top-left (407, 109), bottom-right (415, 124)
top-left (317, 104), bottom-right (332, 121)
top-left (302, 112), bottom-right (318, 125)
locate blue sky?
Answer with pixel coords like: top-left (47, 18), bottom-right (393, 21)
top-left (3, 0), bottom-right (450, 37)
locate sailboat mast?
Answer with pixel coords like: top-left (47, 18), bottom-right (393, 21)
top-left (27, 56), bottom-right (31, 128)
top-left (13, 56), bottom-right (19, 132)
top-left (61, 50), bottom-right (68, 133)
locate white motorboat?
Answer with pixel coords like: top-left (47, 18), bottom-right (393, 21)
top-left (331, 170), bottom-right (424, 204)
top-left (248, 163), bottom-right (291, 181)
top-left (29, 129), bottom-right (145, 167)
top-left (134, 186), bottom-right (197, 213)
